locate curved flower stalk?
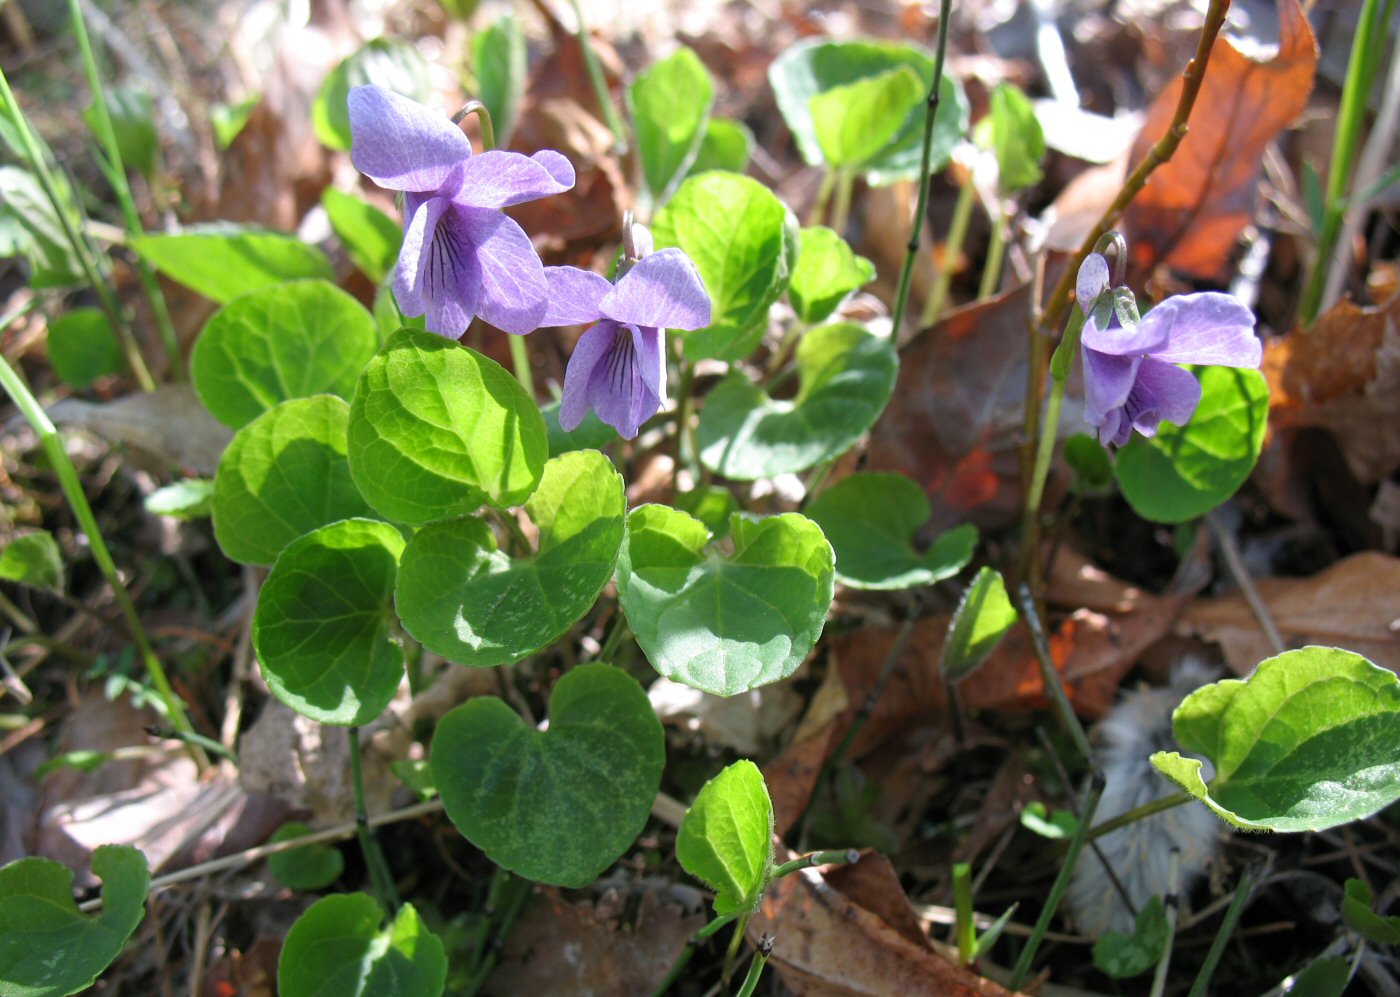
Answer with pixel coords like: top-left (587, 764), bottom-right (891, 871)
top-left (543, 223), bottom-right (711, 439)
top-left (347, 84), bottom-right (575, 337)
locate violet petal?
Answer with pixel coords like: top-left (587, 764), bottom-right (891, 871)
top-left (1136, 293), bottom-right (1260, 367)
top-left (348, 85), bottom-right (474, 194)
top-left (1076, 253), bottom-right (1110, 316)
top-left (1123, 358), bottom-right (1202, 437)
top-left (459, 208), bottom-right (548, 334)
top-left (585, 322), bottom-right (657, 439)
top-left (395, 198), bottom-right (482, 337)
top-left (1082, 347), bottom-right (1141, 427)
top-left (559, 320), bottom-right (616, 431)
top-left (455, 149), bottom-right (576, 209)
top-left (541, 267), bottom-right (611, 326)
top-left (599, 249), bottom-right (711, 331)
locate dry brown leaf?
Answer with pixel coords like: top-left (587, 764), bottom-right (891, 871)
top-left (47, 386), bottom-right (233, 476)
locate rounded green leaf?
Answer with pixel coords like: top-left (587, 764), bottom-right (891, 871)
top-left (192, 279), bottom-right (379, 430)
top-left (47, 308), bottom-right (122, 389)
top-left (787, 227), bottom-right (875, 325)
top-left (348, 329), bottom-right (548, 526)
top-left (266, 822), bottom-right (344, 891)
top-left (676, 485), bottom-right (740, 540)
top-left (652, 172), bottom-right (798, 362)
top-left (396, 450), bottom-right (625, 666)
top-left (132, 225), bottom-right (333, 305)
top-left (145, 479), bottom-right (215, 520)
top-left (430, 663), bottom-right (664, 887)
top-left (804, 472), bottom-right (974, 590)
top-left (987, 82), bottom-right (1045, 193)
top-left (543, 398), bottom-right (617, 455)
top-left (1150, 646), bottom-right (1400, 832)
top-left (809, 65), bottom-right (924, 168)
top-left (322, 189), bottom-right (403, 285)
top-left (628, 46), bottom-right (714, 203)
top-left (253, 519), bottom-right (406, 726)
top-left (212, 396), bottom-right (376, 566)
top-left (616, 506), bottom-right (834, 697)
top-left (471, 14), bottom-right (527, 146)
top-left (0, 844), bottom-right (149, 997)
top-left (1092, 896), bottom-right (1168, 979)
top-left (676, 760), bottom-right (775, 916)
top-left (941, 566), bottom-right (1018, 681)
top-left (0, 530), bottom-right (64, 593)
top-left (688, 118), bottom-right (753, 178)
top-left (1342, 878), bottom-right (1400, 945)
top-left (697, 323), bottom-right (897, 480)
top-left (278, 894), bottom-right (446, 997)
top-left (1115, 366), bottom-right (1268, 524)
top-left (313, 39), bottom-right (432, 152)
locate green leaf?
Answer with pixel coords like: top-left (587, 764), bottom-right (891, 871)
top-left (323, 189), bottom-right (402, 284)
top-left (132, 225), bottom-right (333, 305)
top-left (652, 171), bottom-right (798, 361)
top-left (697, 323), bottom-right (897, 480)
top-left (768, 39), bottom-right (969, 185)
top-left (809, 65), bottom-right (923, 168)
top-left (1342, 877), bottom-right (1400, 945)
top-left (616, 507), bottom-right (834, 696)
top-left (675, 485), bottom-right (739, 540)
top-left (85, 87), bottom-right (159, 180)
top-left (0, 165), bottom-right (84, 288)
top-left (278, 894), bottom-right (446, 997)
top-left (1115, 366), bottom-right (1268, 524)
top-left (253, 518), bottom-right (405, 726)
top-left (267, 822), bottom-right (344, 891)
top-left (676, 760), bottom-right (775, 915)
top-left (0, 531), bottom-right (63, 593)
top-left (941, 567), bottom-right (1018, 681)
top-left (391, 758), bottom-right (437, 800)
top-left (787, 226), bottom-right (875, 324)
top-left (0, 845), bottom-right (149, 997)
top-left (348, 329), bottom-right (547, 526)
top-left (629, 47), bottom-right (715, 204)
top-left (431, 663), bottom-right (664, 887)
top-left (1282, 957), bottom-right (1350, 997)
top-left (687, 118), bottom-right (753, 177)
top-left (46, 307), bottom-right (123, 389)
top-left (212, 396), bottom-right (376, 566)
top-left (804, 473), bottom-right (974, 590)
top-left (211, 95), bottom-right (259, 149)
top-left (313, 39), bottom-right (432, 152)
top-left (542, 398), bottom-right (617, 456)
top-left (145, 478), bottom-right (215, 520)
top-left (1064, 433), bottom-right (1113, 492)
top-left (1019, 801), bottom-right (1077, 840)
top-left (395, 450), bottom-right (625, 666)
top-left (1092, 896), bottom-right (1168, 979)
top-left (1150, 646), bottom-right (1400, 832)
top-left (988, 82), bottom-right (1045, 193)
top-left (192, 279), bottom-right (379, 430)
top-left (470, 14), bottom-right (527, 146)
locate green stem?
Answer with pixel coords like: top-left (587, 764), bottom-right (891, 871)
top-left (673, 357), bottom-right (697, 482)
top-left (67, 0), bottom-right (181, 380)
top-left (1019, 305), bottom-right (1087, 564)
top-left (1187, 865), bottom-right (1257, 997)
top-left (452, 99), bottom-right (496, 153)
top-left (1016, 585), bottom-right (1093, 764)
top-left (596, 613), bottom-right (631, 662)
top-left (0, 340), bottom-right (205, 769)
top-left (829, 168), bottom-right (855, 235)
top-left (145, 725), bottom-right (237, 763)
top-left (807, 169), bottom-right (838, 227)
top-left (977, 204), bottom-right (1007, 299)
top-left (1148, 850), bottom-right (1181, 997)
top-left (772, 848), bottom-right (860, 879)
top-left (919, 174), bottom-right (975, 327)
top-left (348, 726), bottom-right (399, 911)
top-left (734, 935), bottom-right (773, 997)
top-left (651, 913), bottom-right (738, 997)
top-left (567, 0), bottom-right (628, 152)
top-left (506, 333), bottom-right (535, 399)
top-left (890, 0), bottom-right (953, 337)
top-left (953, 861), bottom-right (975, 964)
top-left (720, 913), bottom-right (751, 990)
top-left (1083, 792), bottom-right (1191, 846)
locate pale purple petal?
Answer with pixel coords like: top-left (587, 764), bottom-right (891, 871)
top-left (559, 321), bottom-right (616, 431)
top-left (1136, 293), bottom-right (1261, 368)
top-left (454, 150), bottom-right (576, 209)
top-left (630, 222), bottom-right (654, 259)
top-left (1097, 408), bottom-right (1131, 448)
top-left (541, 267), bottom-right (610, 326)
top-left (1077, 252), bottom-right (1110, 316)
top-left (1081, 306), bottom-right (1171, 357)
top-left (633, 324), bottom-right (667, 407)
top-left (459, 209), bottom-right (548, 334)
top-left (394, 197), bottom-right (481, 337)
top-left (1123, 358), bottom-right (1202, 437)
top-left (348, 85), bottom-right (473, 194)
top-left (587, 322), bottom-right (660, 439)
top-left (1082, 347), bottom-right (1140, 429)
top-left (598, 249), bottom-right (711, 331)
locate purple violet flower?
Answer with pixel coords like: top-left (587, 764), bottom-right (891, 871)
top-left (542, 224), bottom-right (710, 439)
top-left (1076, 253), bottom-right (1261, 447)
top-left (347, 84), bottom-right (575, 337)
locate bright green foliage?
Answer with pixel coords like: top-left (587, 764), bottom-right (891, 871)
top-left (1092, 896), bottom-right (1168, 979)
top-left (323, 189), bottom-right (401, 284)
top-left (132, 226), bottom-right (334, 304)
top-left (267, 822), bottom-right (344, 891)
top-left (676, 760), bottom-right (775, 915)
top-left (145, 479), bottom-right (215, 520)
top-left (212, 396), bottom-right (375, 566)
top-left (313, 39), bottom-right (432, 151)
top-left (211, 96), bottom-right (259, 149)
top-left (430, 663), bottom-right (664, 887)
top-left (470, 14), bottom-right (527, 146)
top-left (1282, 957), bottom-right (1350, 997)
top-left (253, 519), bottom-right (405, 726)
top-left (629, 47), bottom-right (714, 203)
top-left (1151, 647), bottom-right (1400, 831)
top-left (787, 226), bottom-right (875, 324)
top-left (192, 279), bottom-right (379, 429)
top-left (809, 65), bottom-right (924, 168)
top-left (676, 485), bottom-right (740, 539)
top-left (0, 845), bottom-right (149, 997)
top-left (697, 323), bottom-right (897, 480)
top-left (0, 166), bottom-right (84, 288)
top-left (542, 398), bottom-right (616, 455)
top-left (0, 531), bottom-right (63, 593)
top-left (768, 38), bottom-right (968, 185)
top-left (278, 894), bottom-right (446, 997)
top-left (348, 329), bottom-right (547, 526)
top-left (804, 472), bottom-right (974, 590)
top-left (85, 87), bottom-right (158, 179)
top-left (616, 507), bottom-right (834, 696)
top-left (987, 82), bottom-right (1045, 192)
top-left (1064, 433), bottom-right (1114, 492)
top-left (1116, 366), bottom-right (1268, 524)
top-left (688, 118), bottom-right (753, 177)
top-left (46, 308), bottom-right (122, 389)
top-left (941, 567), bottom-right (1017, 681)
top-left (652, 171), bottom-right (799, 361)
top-left (1019, 801), bottom-right (1077, 839)
top-left (395, 450), bottom-right (625, 666)
top-left (1342, 878), bottom-right (1400, 945)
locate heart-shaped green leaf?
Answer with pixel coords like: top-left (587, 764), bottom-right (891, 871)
top-left (787, 227), bottom-right (875, 325)
top-left (431, 663), bottom-right (664, 887)
top-left (0, 530), bottom-right (63, 593)
top-left (348, 329), bottom-right (547, 526)
top-left (1092, 896), bottom-right (1168, 979)
top-left (0, 845), bottom-right (149, 997)
top-left (804, 472), bottom-right (974, 590)
top-left (278, 894), bottom-right (446, 997)
top-left (543, 398), bottom-right (617, 456)
top-left (628, 46), bottom-right (714, 204)
top-left (676, 760), bottom-right (775, 915)
top-left (322, 190), bottom-right (402, 285)
top-left (471, 14), bottom-right (527, 146)
top-left (616, 506), bottom-right (834, 696)
top-left (396, 450), bottom-right (625, 666)
top-left (47, 308), bottom-right (122, 390)
top-left (652, 172), bottom-right (798, 362)
top-left (942, 567), bottom-right (1017, 681)
top-left (313, 38), bottom-right (432, 152)
top-left (809, 65), bottom-right (924, 168)
top-left (212, 396), bottom-right (376, 566)
top-left (986, 82), bottom-right (1045, 193)
top-left (132, 225), bottom-right (333, 304)
top-left (1151, 646), bottom-right (1400, 832)
top-left (1116, 366), bottom-right (1268, 524)
top-left (253, 518), bottom-right (405, 726)
top-left (676, 485), bottom-right (740, 540)
top-left (266, 822), bottom-right (344, 891)
top-left (1342, 878), bottom-right (1400, 945)
top-left (697, 323), bottom-right (897, 480)
top-left (192, 279), bottom-right (379, 430)
top-left (687, 118), bottom-right (753, 178)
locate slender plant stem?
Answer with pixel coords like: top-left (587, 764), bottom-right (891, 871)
top-left (596, 612), bottom-right (631, 662)
top-left (977, 205), bottom-right (1007, 299)
top-left (652, 914), bottom-right (739, 997)
top-left (567, 0), bottom-right (628, 152)
top-left (673, 357), bottom-right (697, 482)
top-left (734, 935), bottom-right (773, 997)
top-left (1187, 865), bottom-right (1258, 997)
top-left (953, 861), bottom-right (976, 964)
top-left (348, 726), bottom-right (400, 911)
top-left (1016, 584), bottom-right (1093, 764)
top-left (721, 912), bottom-right (751, 989)
top-left (451, 99), bottom-right (496, 154)
top-left (771, 848), bottom-right (860, 879)
top-left (463, 871), bottom-right (532, 997)
top-left (0, 345), bottom-right (205, 769)
top-left (1083, 792), bottom-right (1192, 845)
top-left (890, 0), bottom-right (953, 336)
top-left (506, 333), bottom-right (535, 398)
top-left (829, 168), bottom-right (855, 235)
top-left (807, 168), bottom-right (838, 227)
top-left (919, 173), bottom-right (975, 327)
top-left (1149, 850), bottom-right (1182, 997)
top-left (67, 0), bottom-right (181, 380)
top-left (144, 724), bottom-right (236, 763)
